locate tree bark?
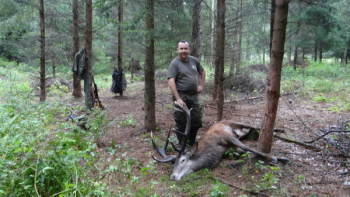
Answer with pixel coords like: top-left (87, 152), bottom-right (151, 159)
top-left (85, 0), bottom-right (93, 110)
top-left (190, 0), bottom-right (202, 61)
top-left (342, 41), bottom-right (348, 65)
top-left (314, 40), bottom-right (317, 62)
top-left (117, 0), bottom-right (123, 96)
top-left (236, 0), bottom-right (242, 74)
top-left (269, 0), bottom-right (275, 54)
top-left (293, 45), bottom-right (298, 71)
top-left (39, 0), bottom-right (46, 102)
top-left (258, 0), bottom-right (290, 154)
top-left (319, 43), bottom-right (322, 62)
top-left (72, 0), bottom-right (82, 98)
top-left (144, 0), bottom-right (157, 132)
top-left (215, 0), bottom-right (225, 121)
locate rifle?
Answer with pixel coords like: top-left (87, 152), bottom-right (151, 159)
top-left (90, 85), bottom-right (96, 109)
top-left (93, 82), bottom-right (105, 110)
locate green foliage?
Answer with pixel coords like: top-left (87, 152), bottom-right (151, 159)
top-left (223, 148), bottom-right (239, 158)
top-left (254, 162), bottom-right (281, 190)
top-left (238, 157), bottom-right (284, 193)
top-left (209, 184), bottom-right (227, 197)
top-left (313, 94), bottom-right (327, 103)
top-left (0, 102), bottom-right (111, 196)
top-left (118, 113), bottom-right (137, 126)
top-left (0, 62), bottom-right (115, 196)
top-left (281, 62), bottom-right (350, 111)
top-left (293, 174), bottom-right (306, 185)
top-left (133, 75), bottom-right (145, 82)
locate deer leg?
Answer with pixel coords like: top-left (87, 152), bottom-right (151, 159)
top-left (229, 137), bottom-right (290, 163)
top-left (228, 137), bottom-right (278, 162)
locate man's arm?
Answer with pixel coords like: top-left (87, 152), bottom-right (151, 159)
top-left (197, 69), bottom-right (206, 93)
top-left (168, 78), bottom-right (186, 106)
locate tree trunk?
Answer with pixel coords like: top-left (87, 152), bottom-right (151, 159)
top-left (85, 0), bottom-right (93, 110)
top-left (258, 0), bottom-right (290, 154)
top-left (293, 45), bottom-right (298, 71)
top-left (52, 57), bottom-right (56, 78)
top-left (229, 15), bottom-right (237, 77)
top-left (269, 0), bottom-right (275, 54)
top-left (287, 41), bottom-right (291, 63)
top-left (342, 41), bottom-right (348, 65)
top-left (314, 40), bottom-right (317, 62)
top-left (118, 0), bottom-right (124, 96)
top-left (319, 43), bottom-right (322, 62)
top-left (39, 0), bottom-right (46, 102)
top-left (212, 63), bottom-right (219, 101)
top-left (190, 0), bottom-right (202, 61)
top-left (72, 0), bottom-right (82, 98)
top-left (236, 0), bottom-right (242, 74)
top-left (210, 0), bottom-right (215, 68)
top-left (215, 0), bottom-right (225, 121)
top-left (144, 0), bottom-right (157, 132)
top-left (263, 47), bottom-right (266, 65)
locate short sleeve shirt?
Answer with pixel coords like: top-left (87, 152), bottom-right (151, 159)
top-left (167, 55), bottom-right (204, 91)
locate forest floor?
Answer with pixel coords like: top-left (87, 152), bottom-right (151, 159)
top-left (83, 79), bottom-right (350, 196)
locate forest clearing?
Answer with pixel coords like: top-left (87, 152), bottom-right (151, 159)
top-left (1, 0), bottom-right (350, 196)
top-left (1, 60), bottom-right (349, 196)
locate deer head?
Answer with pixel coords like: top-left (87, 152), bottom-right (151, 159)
top-left (151, 101), bottom-right (193, 180)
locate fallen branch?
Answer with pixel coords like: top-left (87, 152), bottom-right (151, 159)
top-left (303, 130), bottom-right (350, 143)
top-left (201, 104), bottom-right (229, 111)
top-left (274, 135), bottom-right (321, 151)
top-left (225, 92), bottom-right (298, 103)
top-left (217, 178), bottom-right (269, 197)
top-left (230, 96), bottom-right (264, 102)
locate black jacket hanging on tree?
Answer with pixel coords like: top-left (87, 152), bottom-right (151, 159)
top-left (110, 69), bottom-right (127, 94)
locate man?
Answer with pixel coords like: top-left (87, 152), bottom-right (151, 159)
top-left (167, 40), bottom-right (206, 146)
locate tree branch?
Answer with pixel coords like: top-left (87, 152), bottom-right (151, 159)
top-left (303, 130), bottom-right (350, 143)
top-left (274, 135), bottom-right (321, 151)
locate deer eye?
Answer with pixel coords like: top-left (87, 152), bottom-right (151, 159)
top-left (181, 158), bottom-right (186, 163)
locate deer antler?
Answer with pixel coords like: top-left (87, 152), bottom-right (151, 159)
top-left (151, 126), bottom-right (177, 162)
top-left (151, 102), bottom-right (192, 162)
top-left (173, 101), bottom-right (191, 152)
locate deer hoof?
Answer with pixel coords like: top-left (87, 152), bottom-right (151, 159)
top-left (271, 156), bottom-right (278, 163)
top-left (278, 157), bottom-right (290, 164)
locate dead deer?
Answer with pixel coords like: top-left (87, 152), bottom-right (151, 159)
top-left (151, 102), bottom-right (289, 181)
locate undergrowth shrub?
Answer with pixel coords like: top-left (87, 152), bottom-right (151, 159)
top-left (281, 62), bottom-right (350, 111)
top-left (0, 63), bottom-right (112, 196)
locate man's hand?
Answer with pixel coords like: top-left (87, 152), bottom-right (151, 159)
top-left (197, 85), bottom-right (203, 94)
top-left (176, 98), bottom-right (186, 106)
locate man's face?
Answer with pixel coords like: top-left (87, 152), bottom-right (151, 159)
top-left (177, 42), bottom-right (190, 61)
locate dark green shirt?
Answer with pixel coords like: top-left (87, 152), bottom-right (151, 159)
top-left (167, 56), bottom-right (204, 91)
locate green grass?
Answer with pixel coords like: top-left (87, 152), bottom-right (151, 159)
top-left (281, 61), bottom-right (350, 111)
top-left (0, 61), bottom-right (111, 196)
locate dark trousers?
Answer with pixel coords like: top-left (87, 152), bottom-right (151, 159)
top-left (173, 92), bottom-right (202, 146)
top-left (175, 127), bottom-right (199, 146)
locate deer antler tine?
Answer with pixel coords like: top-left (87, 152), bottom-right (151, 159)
top-left (152, 155), bottom-right (177, 163)
top-left (151, 131), bottom-right (167, 158)
top-left (169, 140), bottom-right (181, 152)
top-left (151, 126), bottom-right (177, 162)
